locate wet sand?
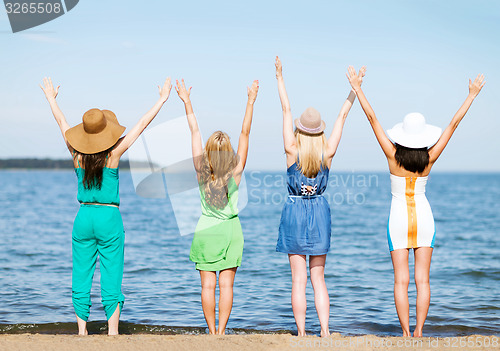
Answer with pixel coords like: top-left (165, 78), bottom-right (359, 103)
top-left (1, 333), bottom-right (498, 351)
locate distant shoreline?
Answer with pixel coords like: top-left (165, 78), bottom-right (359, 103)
top-left (0, 159), bottom-right (142, 170)
top-left (0, 159), bottom-right (499, 174)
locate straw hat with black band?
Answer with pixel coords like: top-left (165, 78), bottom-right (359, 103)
top-left (65, 108), bottom-right (126, 154)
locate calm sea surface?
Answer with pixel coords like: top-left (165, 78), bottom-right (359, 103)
top-left (0, 170), bottom-right (498, 336)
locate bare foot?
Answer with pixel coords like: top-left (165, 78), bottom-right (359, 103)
top-left (413, 329), bottom-right (423, 337)
top-left (402, 330), bottom-right (411, 337)
top-left (297, 331), bottom-right (306, 337)
top-left (108, 326), bottom-right (119, 336)
top-left (76, 314), bottom-right (88, 336)
top-left (320, 329), bottom-right (330, 338)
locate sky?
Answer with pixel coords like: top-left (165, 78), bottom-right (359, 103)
top-left (0, 0), bottom-right (499, 171)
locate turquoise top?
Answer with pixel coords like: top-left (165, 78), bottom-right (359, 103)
top-left (75, 167), bottom-right (120, 206)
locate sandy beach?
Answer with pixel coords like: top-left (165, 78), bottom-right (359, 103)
top-left (1, 333), bottom-right (498, 351)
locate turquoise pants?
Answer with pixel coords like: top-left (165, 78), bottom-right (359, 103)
top-left (72, 205), bottom-right (125, 321)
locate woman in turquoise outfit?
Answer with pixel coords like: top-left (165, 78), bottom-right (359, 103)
top-left (275, 57), bottom-right (365, 337)
top-left (175, 78), bottom-right (259, 335)
top-left (40, 76), bottom-right (172, 335)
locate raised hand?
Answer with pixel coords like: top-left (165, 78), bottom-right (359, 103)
top-left (275, 56), bottom-right (283, 79)
top-left (40, 77), bottom-right (60, 100)
top-left (428, 73), bottom-right (485, 165)
top-left (158, 77), bottom-right (172, 102)
top-left (175, 79), bottom-right (192, 104)
top-left (359, 66), bottom-right (367, 81)
top-left (247, 80), bottom-right (259, 104)
top-left (469, 74), bottom-right (485, 98)
top-left (346, 66), bottom-right (367, 92)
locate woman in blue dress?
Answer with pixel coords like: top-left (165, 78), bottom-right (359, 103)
top-left (275, 57), bottom-right (365, 337)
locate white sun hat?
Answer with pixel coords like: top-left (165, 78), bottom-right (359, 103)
top-left (386, 112), bottom-right (442, 148)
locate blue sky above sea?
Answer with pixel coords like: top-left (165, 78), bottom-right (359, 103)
top-left (0, 0), bottom-right (499, 171)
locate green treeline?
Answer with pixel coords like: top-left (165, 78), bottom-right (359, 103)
top-left (0, 158), bottom-right (136, 169)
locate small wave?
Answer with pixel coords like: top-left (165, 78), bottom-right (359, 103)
top-left (0, 322), bottom-right (293, 335)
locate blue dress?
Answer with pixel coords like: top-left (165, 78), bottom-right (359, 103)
top-left (276, 161), bottom-right (331, 255)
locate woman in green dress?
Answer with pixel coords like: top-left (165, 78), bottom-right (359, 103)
top-left (175, 78), bottom-right (259, 335)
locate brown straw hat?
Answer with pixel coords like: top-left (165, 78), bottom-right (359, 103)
top-left (294, 107), bottom-right (326, 135)
top-left (65, 108), bottom-right (126, 154)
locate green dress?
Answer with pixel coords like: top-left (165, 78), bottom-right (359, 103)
top-left (189, 177), bottom-right (244, 271)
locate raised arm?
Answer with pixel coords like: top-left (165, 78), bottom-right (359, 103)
top-left (428, 74), bottom-right (485, 164)
top-left (276, 56), bottom-right (296, 157)
top-left (40, 77), bottom-right (73, 154)
top-left (175, 79), bottom-right (203, 172)
top-left (233, 80), bottom-right (259, 184)
top-left (346, 66), bottom-right (395, 159)
top-left (112, 78), bottom-right (172, 157)
top-left (326, 67), bottom-right (366, 160)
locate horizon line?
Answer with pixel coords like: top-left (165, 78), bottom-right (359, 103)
top-left (0, 157), bottom-right (498, 173)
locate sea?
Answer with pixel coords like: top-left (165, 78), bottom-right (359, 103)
top-left (0, 170), bottom-right (498, 336)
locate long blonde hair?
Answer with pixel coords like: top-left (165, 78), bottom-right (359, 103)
top-left (295, 129), bottom-right (328, 178)
top-left (199, 131), bottom-right (238, 209)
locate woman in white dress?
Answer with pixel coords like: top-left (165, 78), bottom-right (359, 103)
top-left (346, 67), bottom-right (484, 337)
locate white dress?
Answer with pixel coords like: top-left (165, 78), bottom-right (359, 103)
top-left (387, 174), bottom-right (436, 251)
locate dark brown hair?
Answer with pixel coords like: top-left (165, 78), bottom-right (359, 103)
top-left (394, 143), bottom-right (429, 174)
top-left (74, 146), bottom-right (113, 189)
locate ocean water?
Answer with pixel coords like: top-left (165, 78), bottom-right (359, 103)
top-left (0, 170), bottom-right (498, 336)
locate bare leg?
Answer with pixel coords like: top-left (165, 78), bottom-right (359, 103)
top-left (107, 303), bottom-right (120, 335)
top-left (217, 267), bottom-right (237, 335)
top-left (413, 247), bottom-right (432, 337)
top-left (289, 254), bottom-right (307, 336)
top-left (309, 255), bottom-right (330, 337)
top-left (391, 249), bottom-right (410, 336)
top-left (76, 314), bottom-right (88, 335)
top-left (200, 270), bottom-right (217, 334)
